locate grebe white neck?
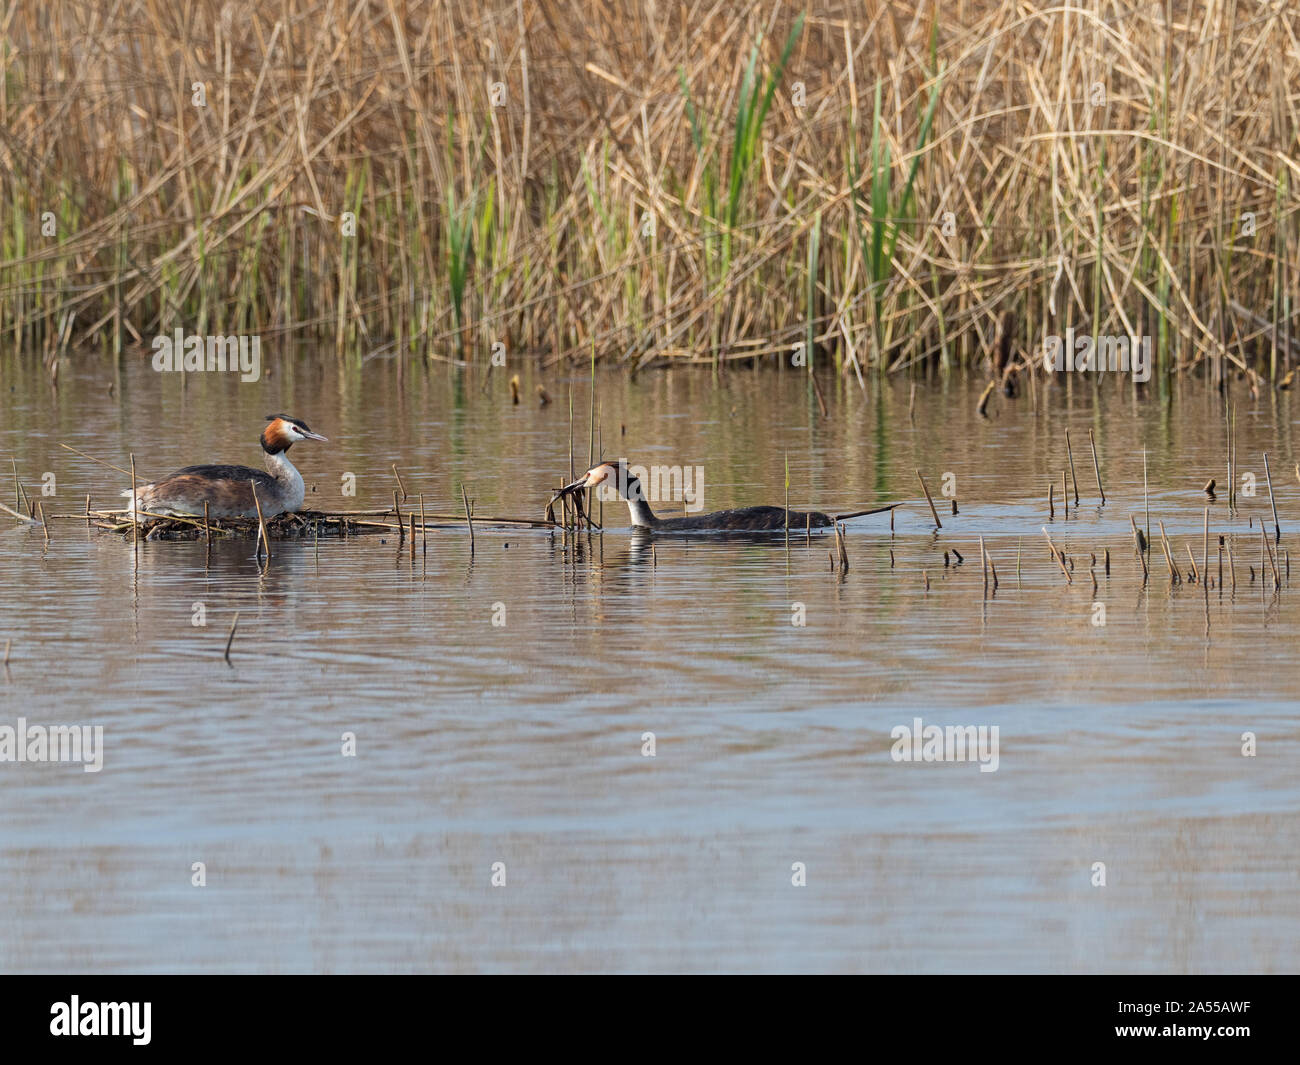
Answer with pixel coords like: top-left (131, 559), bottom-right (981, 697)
top-left (264, 449), bottom-right (305, 511)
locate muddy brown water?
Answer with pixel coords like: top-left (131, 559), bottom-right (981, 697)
top-left (1, 352), bottom-right (1297, 973)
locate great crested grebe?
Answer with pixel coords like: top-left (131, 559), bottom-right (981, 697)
top-left (123, 414), bottom-right (327, 520)
top-left (557, 459), bottom-right (892, 532)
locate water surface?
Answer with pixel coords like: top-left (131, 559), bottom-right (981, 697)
top-left (1, 353), bottom-right (1297, 972)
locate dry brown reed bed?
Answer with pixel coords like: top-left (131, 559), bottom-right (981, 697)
top-left (2, 2), bottom-right (1300, 388)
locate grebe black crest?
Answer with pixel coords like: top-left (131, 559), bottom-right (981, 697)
top-left (558, 459), bottom-right (837, 532)
top-left (123, 414), bottom-right (328, 520)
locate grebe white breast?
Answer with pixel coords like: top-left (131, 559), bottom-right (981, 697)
top-left (123, 414), bottom-right (327, 520)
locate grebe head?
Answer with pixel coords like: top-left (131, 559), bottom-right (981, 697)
top-left (563, 459), bottom-right (643, 500)
top-left (262, 414), bottom-right (328, 454)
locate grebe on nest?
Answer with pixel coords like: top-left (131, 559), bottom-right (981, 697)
top-left (556, 459), bottom-right (896, 532)
top-left (123, 414), bottom-right (327, 520)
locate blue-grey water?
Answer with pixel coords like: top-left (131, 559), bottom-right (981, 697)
top-left (1, 352), bottom-right (1297, 972)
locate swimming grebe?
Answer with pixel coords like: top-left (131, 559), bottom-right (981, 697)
top-left (123, 414), bottom-right (327, 520)
top-left (558, 459), bottom-right (838, 532)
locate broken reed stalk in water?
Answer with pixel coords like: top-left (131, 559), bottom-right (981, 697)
top-left (58, 442), bottom-right (134, 478)
top-left (461, 484), bottom-right (475, 554)
top-left (37, 501), bottom-right (49, 545)
top-left (393, 491), bottom-right (404, 542)
top-left (1129, 515), bottom-right (1148, 577)
top-left (223, 612), bottom-right (239, 664)
top-left (420, 494), bottom-right (427, 554)
top-left (130, 452), bottom-right (138, 549)
top-left (784, 453), bottom-right (790, 537)
top-left (1041, 527), bottom-right (1072, 584)
top-left (1264, 451), bottom-right (1280, 543)
top-left (203, 501), bottom-right (211, 546)
top-left (1065, 429), bottom-right (1080, 505)
top-left (1225, 405), bottom-right (1232, 510)
top-left (392, 464), bottom-right (407, 502)
top-left (1227, 536), bottom-right (1237, 591)
top-left (249, 480), bottom-right (271, 563)
top-left (1203, 508), bottom-right (1210, 587)
top-left (979, 536), bottom-right (988, 596)
top-left (1143, 447), bottom-right (1150, 542)
top-left (1230, 409), bottom-right (1238, 511)
top-left (1263, 524), bottom-right (1281, 588)
top-left (1157, 521), bottom-right (1178, 582)
top-left (1185, 543), bottom-right (1200, 584)
top-left (832, 504), bottom-right (901, 521)
top-left (1048, 483), bottom-right (1054, 519)
top-left (1227, 406), bottom-right (1236, 511)
top-left (1062, 470), bottom-right (1069, 518)
top-left (0, 500), bottom-right (35, 524)
top-left (1089, 429), bottom-right (1105, 504)
top-left (917, 470), bottom-right (942, 529)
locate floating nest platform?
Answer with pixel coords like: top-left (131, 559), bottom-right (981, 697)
top-left (87, 507), bottom-right (559, 542)
top-left (93, 509), bottom-right (367, 541)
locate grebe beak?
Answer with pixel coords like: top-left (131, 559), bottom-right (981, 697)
top-left (300, 430), bottom-right (329, 442)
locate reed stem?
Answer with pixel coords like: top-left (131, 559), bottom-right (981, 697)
top-left (1088, 429), bottom-right (1105, 504)
top-left (917, 470), bottom-right (941, 528)
top-left (1065, 429), bottom-right (1080, 505)
top-left (249, 480), bottom-right (270, 564)
top-left (223, 612), bottom-right (240, 664)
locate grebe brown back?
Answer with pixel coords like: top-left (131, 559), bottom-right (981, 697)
top-left (123, 414), bottom-right (327, 520)
top-left (557, 459), bottom-right (887, 532)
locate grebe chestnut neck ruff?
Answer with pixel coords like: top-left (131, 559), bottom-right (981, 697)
top-left (122, 415), bottom-right (328, 520)
top-left (559, 459), bottom-right (835, 532)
